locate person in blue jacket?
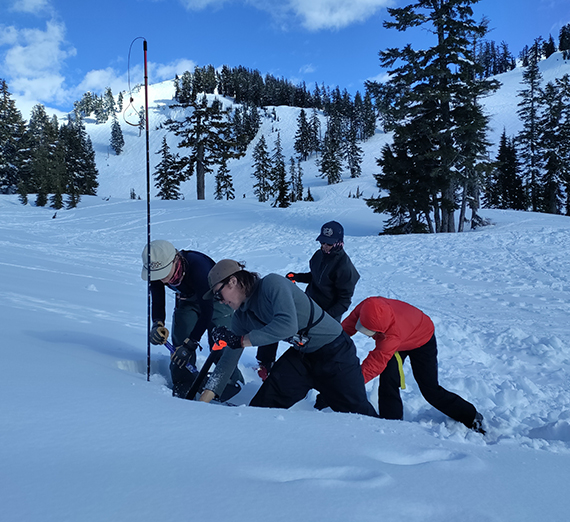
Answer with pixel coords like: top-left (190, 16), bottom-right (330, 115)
top-left (141, 240), bottom-right (243, 403)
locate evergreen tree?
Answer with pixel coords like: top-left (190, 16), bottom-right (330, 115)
top-left (27, 105), bottom-right (60, 204)
top-left (0, 80), bottom-right (29, 194)
top-left (517, 39), bottom-right (544, 212)
top-left (117, 92), bottom-right (124, 112)
top-left (138, 106), bottom-right (145, 137)
top-left (110, 116), bottom-right (125, 155)
top-left (293, 109), bottom-right (312, 161)
top-left (556, 74), bottom-right (570, 215)
top-left (214, 157), bottom-right (235, 200)
top-left (252, 135), bottom-right (272, 202)
top-left (346, 123), bottom-right (363, 178)
top-left (289, 157), bottom-right (304, 203)
top-left (543, 35), bottom-right (557, 59)
top-left (309, 108), bottom-right (321, 157)
top-left (103, 87), bottom-right (116, 116)
top-left (361, 91), bottom-right (377, 139)
top-left (485, 130), bottom-right (527, 210)
top-left (154, 137), bottom-right (182, 200)
top-left (270, 133), bottom-right (289, 206)
top-left (49, 139), bottom-right (66, 210)
top-left (368, 0), bottom-right (498, 234)
top-left (58, 117), bottom-right (99, 207)
top-left (319, 116), bottom-right (343, 184)
top-left (166, 95), bottom-right (237, 200)
top-left (304, 186), bottom-right (315, 201)
top-left (560, 24), bottom-right (570, 58)
top-left (537, 81), bottom-right (565, 214)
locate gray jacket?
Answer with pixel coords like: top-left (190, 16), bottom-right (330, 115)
top-left (231, 273), bottom-right (342, 353)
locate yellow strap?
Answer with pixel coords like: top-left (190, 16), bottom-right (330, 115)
top-left (395, 352), bottom-right (406, 389)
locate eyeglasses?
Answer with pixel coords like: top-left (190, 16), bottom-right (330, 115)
top-left (213, 281), bottom-right (227, 302)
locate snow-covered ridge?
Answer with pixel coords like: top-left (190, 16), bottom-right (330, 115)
top-left (86, 53), bottom-right (570, 201)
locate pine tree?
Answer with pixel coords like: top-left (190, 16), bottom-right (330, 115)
top-left (543, 35), bottom-right (557, 58)
top-left (214, 157), bottom-right (235, 200)
top-left (59, 117), bottom-right (99, 205)
top-left (138, 106), bottom-right (145, 137)
top-left (27, 105), bottom-right (60, 204)
top-left (346, 123), bottom-right (363, 178)
top-left (110, 116), bottom-right (125, 155)
top-left (517, 39), bottom-right (544, 212)
top-left (309, 108), bottom-right (321, 157)
top-left (289, 157), bottom-right (304, 202)
top-left (485, 130), bottom-right (527, 210)
top-left (556, 74), bottom-right (570, 215)
top-left (559, 24), bottom-right (570, 58)
top-left (103, 87), bottom-right (116, 116)
top-left (368, 0), bottom-right (498, 234)
top-left (154, 137), bottom-right (182, 200)
top-left (166, 95), bottom-right (237, 199)
top-left (293, 109), bottom-right (312, 161)
top-left (537, 81), bottom-right (565, 214)
top-left (270, 133), bottom-right (289, 206)
top-left (0, 80), bottom-right (29, 194)
top-left (252, 135), bottom-right (272, 202)
top-left (319, 116), bottom-right (343, 184)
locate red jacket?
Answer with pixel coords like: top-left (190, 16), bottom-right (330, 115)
top-left (342, 297), bottom-right (434, 383)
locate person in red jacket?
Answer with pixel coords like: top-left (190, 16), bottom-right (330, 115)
top-left (343, 296), bottom-right (485, 433)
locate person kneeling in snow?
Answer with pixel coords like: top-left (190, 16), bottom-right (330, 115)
top-left (141, 240), bottom-right (244, 403)
top-left (342, 296), bottom-right (485, 434)
top-left (203, 259), bottom-right (378, 418)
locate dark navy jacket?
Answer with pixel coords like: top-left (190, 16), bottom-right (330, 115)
top-left (295, 248), bottom-right (360, 321)
top-left (150, 250), bottom-right (215, 342)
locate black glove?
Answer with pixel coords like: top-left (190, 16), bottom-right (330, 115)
top-left (172, 338), bottom-right (198, 369)
top-left (150, 321), bottom-right (169, 345)
top-left (285, 272), bottom-right (297, 283)
top-left (211, 326), bottom-right (243, 350)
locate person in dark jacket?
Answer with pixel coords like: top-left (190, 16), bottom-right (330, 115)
top-left (256, 221), bottom-right (360, 382)
top-left (204, 259), bottom-right (378, 417)
top-left (141, 240), bottom-right (244, 403)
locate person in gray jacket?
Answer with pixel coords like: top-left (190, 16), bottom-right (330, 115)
top-left (204, 259), bottom-right (377, 417)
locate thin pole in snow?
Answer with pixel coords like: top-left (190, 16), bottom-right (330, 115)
top-left (143, 39), bottom-right (151, 382)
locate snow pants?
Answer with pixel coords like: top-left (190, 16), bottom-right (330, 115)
top-left (250, 331), bottom-right (378, 418)
top-left (378, 334), bottom-right (476, 427)
top-left (170, 298), bottom-right (244, 400)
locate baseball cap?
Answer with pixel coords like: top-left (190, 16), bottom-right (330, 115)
top-left (203, 259), bottom-right (242, 299)
top-left (141, 240), bottom-right (177, 281)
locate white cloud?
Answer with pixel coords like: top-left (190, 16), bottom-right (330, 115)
top-left (299, 63), bottom-right (315, 74)
top-left (11, 0), bottom-right (52, 15)
top-left (243, 0), bottom-right (392, 31)
top-left (152, 59), bottom-right (197, 81)
top-left (0, 19), bottom-right (75, 108)
top-left (287, 0), bottom-right (392, 30)
top-left (178, 0), bottom-right (231, 10)
top-left (178, 0), bottom-right (392, 31)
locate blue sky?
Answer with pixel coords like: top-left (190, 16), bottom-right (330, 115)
top-left (1, 0), bottom-right (569, 118)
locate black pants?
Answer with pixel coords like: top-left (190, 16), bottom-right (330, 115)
top-left (379, 334), bottom-right (476, 426)
top-left (250, 332), bottom-right (378, 418)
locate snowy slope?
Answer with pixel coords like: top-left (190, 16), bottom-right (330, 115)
top-left (1, 194), bottom-right (570, 522)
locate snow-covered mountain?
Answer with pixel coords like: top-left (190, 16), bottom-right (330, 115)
top-left (87, 52), bottom-right (570, 203)
top-left (2, 52), bottom-right (570, 522)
